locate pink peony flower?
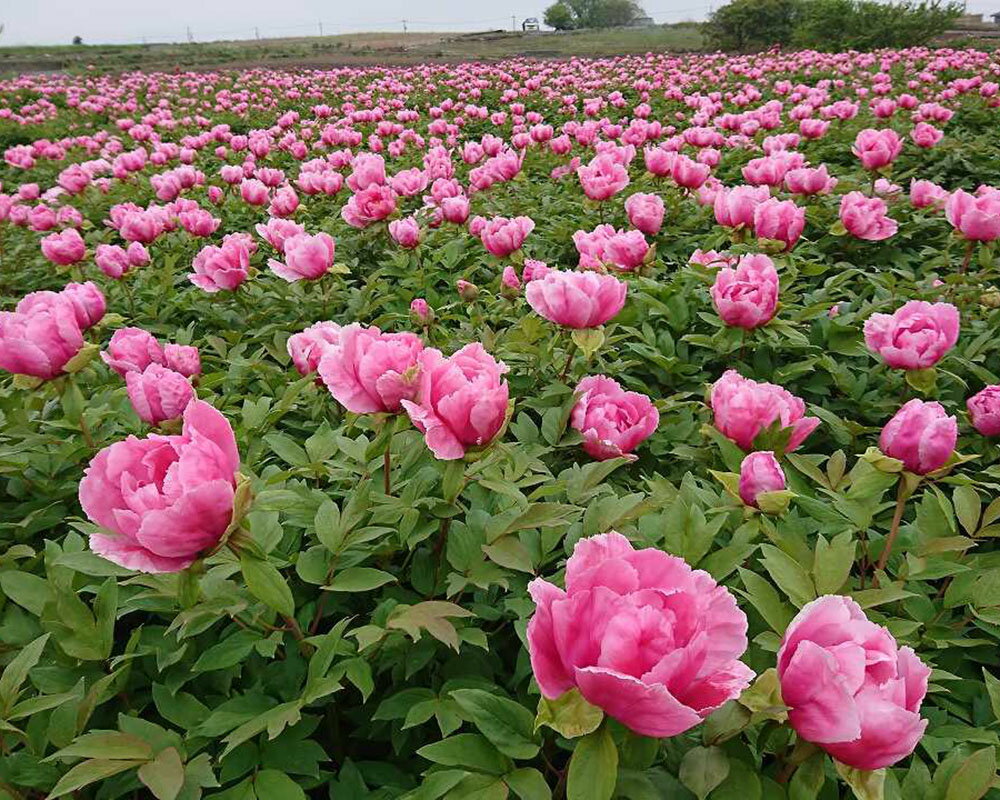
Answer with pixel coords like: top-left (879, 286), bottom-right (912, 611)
top-left (318, 323), bottom-right (423, 414)
top-left (852, 128), bottom-right (903, 170)
top-left (101, 327), bottom-right (165, 376)
top-left (840, 192), bottom-right (898, 241)
top-left (945, 188), bottom-right (1000, 242)
top-left (714, 185), bottom-right (770, 229)
top-left (480, 216), bottom-right (535, 258)
top-left (738, 451), bottom-right (786, 507)
top-left (526, 270), bottom-right (627, 329)
top-left (778, 596), bottom-right (929, 770)
top-left (78, 400), bottom-right (240, 573)
top-left (625, 192), bottom-right (665, 236)
top-left (287, 321), bottom-right (341, 376)
top-left (527, 532), bottom-right (753, 738)
top-left (711, 370), bottom-right (820, 451)
top-left (968, 385), bottom-right (1000, 437)
top-left (255, 218), bottom-right (305, 253)
top-left (164, 344), bottom-right (201, 378)
top-left (910, 180), bottom-right (948, 210)
top-left (785, 165), bottom-right (838, 196)
top-left (570, 375), bottom-right (659, 460)
top-left (126, 363), bottom-right (195, 425)
top-left (189, 240), bottom-right (251, 293)
top-left (268, 232), bottom-right (335, 282)
top-left (578, 153), bottom-right (629, 201)
top-left (341, 184), bottom-right (397, 228)
top-left (864, 300), bottom-right (959, 370)
top-left (389, 217), bottom-right (422, 249)
top-left (710, 254), bottom-right (780, 329)
top-left (401, 343), bottom-right (509, 460)
top-left (0, 306), bottom-right (84, 380)
top-left (41, 228), bottom-right (86, 265)
top-left (880, 399), bottom-right (957, 474)
top-left (753, 198), bottom-right (805, 250)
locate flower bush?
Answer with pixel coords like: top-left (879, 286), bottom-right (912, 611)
top-left (1, 44), bottom-right (1000, 800)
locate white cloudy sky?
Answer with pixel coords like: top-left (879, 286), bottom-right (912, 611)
top-left (3, 0), bottom-right (996, 46)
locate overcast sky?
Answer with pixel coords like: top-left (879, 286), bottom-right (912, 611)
top-left (3, 0), bottom-right (997, 46)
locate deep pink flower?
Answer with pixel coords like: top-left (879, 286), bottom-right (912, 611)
top-left (738, 451), bottom-right (786, 507)
top-left (946, 189), bottom-right (1000, 242)
top-left (880, 399), bottom-right (957, 474)
top-left (480, 216), bottom-right (535, 258)
top-left (968, 385), bottom-right (1000, 437)
top-left (778, 596), bottom-right (929, 770)
top-left (318, 323), bottom-right (423, 414)
top-left (753, 198), bottom-right (805, 249)
top-left (711, 254), bottom-right (780, 329)
top-left (840, 192), bottom-right (897, 241)
top-left (268, 233), bottom-right (335, 282)
top-left (527, 532), bottom-right (753, 738)
top-left (0, 306), bottom-right (84, 380)
top-left (571, 375), bottom-right (659, 460)
top-left (126, 364), bottom-right (195, 424)
top-left (189, 240), bottom-right (251, 293)
top-left (78, 400), bottom-right (240, 573)
top-left (401, 343), bottom-right (509, 460)
top-left (711, 370), bottom-right (820, 451)
top-left (853, 128), bottom-right (903, 170)
top-left (41, 228), bottom-right (86, 265)
top-left (864, 301), bottom-right (959, 370)
top-left (526, 270), bottom-right (627, 329)
top-left (625, 192), bottom-right (665, 236)
top-left (101, 327), bottom-right (165, 376)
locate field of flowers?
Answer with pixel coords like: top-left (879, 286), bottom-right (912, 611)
top-left (1, 45), bottom-right (1000, 800)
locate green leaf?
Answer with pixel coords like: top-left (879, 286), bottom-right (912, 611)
top-left (813, 532), bottom-right (856, 595)
top-left (790, 754), bottom-right (825, 800)
top-left (944, 747), bottom-right (996, 800)
top-left (954, 486), bottom-right (981, 536)
top-left (760, 545), bottom-right (816, 607)
top-left (737, 567), bottom-right (794, 632)
top-left (137, 747), bottom-right (185, 800)
top-left (679, 746), bottom-right (730, 800)
top-left (45, 759), bottom-right (147, 799)
top-left (254, 769), bottom-right (307, 799)
top-left (835, 762), bottom-right (885, 800)
top-left (566, 725), bottom-right (618, 800)
top-left (982, 669), bottom-right (1000, 724)
top-left (450, 689), bottom-right (540, 759)
top-left (241, 552), bottom-right (295, 617)
top-left (534, 689), bottom-right (604, 739)
top-left (387, 601), bottom-right (475, 651)
top-left (505, 768), bottom-right (552, 800)
top-left (191, 630), bottom-right (259, 672)
top-left (0, 633), bottom-right (49, 715)
top-left (325, 567), bottom-right (396, 592)
top-left (417, 733), bottom-right (511, 774)
top-left (50, 731), bottom-right (153, 761)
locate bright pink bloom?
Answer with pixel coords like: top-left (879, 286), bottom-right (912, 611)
top-left (347, 153), bottom-right (387, 192)
top-left (910, 180), bottom-right (948, 210)
top-left (126, 242), bottom-right (150, 267)
top-left (711, 370), bottom-right (820, 451)
top-left (968, 385), bottom-right (1000, 437)
top-left (255, 218), bottom-right (305, 252)
top-left (578, 154), bottom-right (629, 201)
top-left (439, 195), bottom-right (470, 224)
top-left (178, 209), bottom-right (220, 237)
top-left (753, 198), bottom-right (805, 249)
top-left (714, 185), bottom-right (770, 229)
top-left (239, 179), bottom-right (269, 206)
top-left (571, 375), bottom-right (659, 460)
top-left (689, 249), bottom-right (736, 269)
top-left (671, 155), bottom-right (710, 190)
top-left (78, 400), bottom-right (240, 573)
top-left (410, 298), bottom-right (433, 325)
top-left (126, 364), bottom-right (195, 425)
top-left (341, 184), bottom-right (397, 228)
top-left (480, 216), bottom-right (535, 258)
top-left (864, 300), bottom-right (959, 370)
top-left (0, 306), bottom-right (83, 380)
top-left (527, 532), bottom-right (753, 738)
top-left (319, 323), bottom-right (423, 415)
top-left (738, 451), bottom-right (786, 507)
top-left (268, 232), bottom-right (335, 282)
top-left (401, 343), bottom-right (509, 460)
top-left (879, 399), bottom-right (957, 474)
top-left (711, 254), bottom-right (780, 329)
top-left (18, 282), bottom-right (105, 331)
top-left (502, 266), bottom-right (521, 292)
top-left (945, 188), bottom-right (1000, 241)
top-left (853, 128), bottom-right (903, 170)
top-left (389, 167), bottom-right (428, 197)
top-left (910, 122), bottom-right (943, 148)
top-left (389, 217), bottom-right (422, 249)
top-left (95, 243), bottom-right (132, 279)
top-left (269, 186), bottom-right (299, 218)
top-left (840, 192), bottom-right (898, 241)
top-left (163, 344), bottom-right (201, 378)
top-left (778, 596), bottom-right (929, 769)
top-left (784, 165), bottom-right (837, 196)
top-left (41, 228), bottom-right (86, 265)
top-left (526, 270), bottom-right (627, 329)
top-left (625, 193), bottom-right (665, 236)
top-left (287, 321), bottom-right (341, 376)
top-left (101, 328), bottom-right (165, 376)
top-left (189, 240), bottom-right (251, 293)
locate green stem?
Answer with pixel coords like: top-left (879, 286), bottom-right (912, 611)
top-left (559, 339), bottom-right (578, 383)
top-left (383, 434), bottom-right (393, 496)
top-left (874, 479), bottom-right (916, 582)
top-left (959, 239), bottom-right (976, 275)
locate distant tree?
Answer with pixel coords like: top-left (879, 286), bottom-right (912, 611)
top-left (543, 0), bottom-right (644, 29)
top-left (72, 35), bottom-right (83, 45)
top-left (702, 0), bottom-right (802, 50)
top-left (544, 2), bottom-right (578, 29)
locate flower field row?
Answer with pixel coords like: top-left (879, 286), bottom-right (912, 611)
top-left (1, 46), bottom-right (1000, 800)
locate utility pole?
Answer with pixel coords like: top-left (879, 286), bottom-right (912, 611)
top-left (318, 20), bottom-right (323, 36)
top-left (402, 19), bottom-right (407, 34)
top-left (186, 25), bottom-right (193, 43)
top-left (511, 14), bottom-right (516, 31)
top-left (254, 26), bottom-right (260, 40)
